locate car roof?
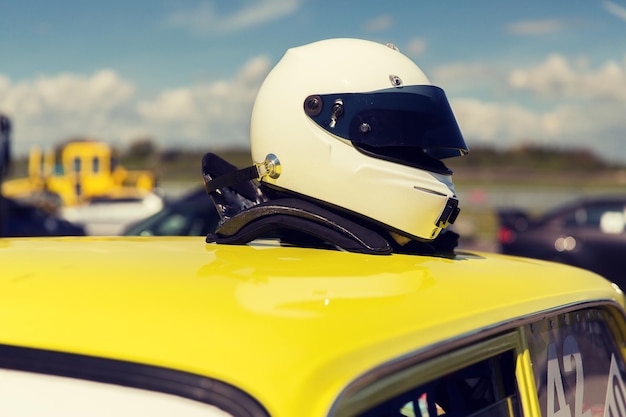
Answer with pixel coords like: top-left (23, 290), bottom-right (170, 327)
top-left (1, 236), bottom-right (623, 417)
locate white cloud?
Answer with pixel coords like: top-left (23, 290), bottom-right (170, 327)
top-left (506, 18), bottom-right (571, 35)
top-left (3, 51), bottom-right (626, 163)
top-left (452, 97), bottom-right (626, 161)
top-left (443, 54), bottom-right (626, 162)
top-left (166, 0), bottom-right (301, 35)
top-left (452, 99), bottom-right (541, 145)
top-left (0, 56), bottom-right (272, 155)
top-left (0, 75), bottom-right (11, 95)
top-left (604, 0), bottom-right (626, 22)
top-left (433, 54), bottom-right (626, 102)
top-left (404, 38), bottom-right (427, 57)
top-left (431, 63), bottom-right (505, 94)
top-left (363, 15), bottom-right (393, 33)
top-left (0, 70), bottom-right (136, 153)
top-left (509, 53), bottom-right (626, 100)
top-left (1, 70), bottom-right (134, 116)
top-left (138, 55), bottom-right (271, 149)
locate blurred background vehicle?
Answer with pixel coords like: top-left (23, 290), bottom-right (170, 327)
top-left (497, 196), bottom-right (626, 286)
top-left (0, 195), bottom-right (86, 236)
top-left (62, 192), bottom-right (164, 235)
top-left (2, 138), bottom-right (163, 235)
top-left (0, 114), bottom-right (85, 237)
top-left (122, 187), bottom-right (218, 237)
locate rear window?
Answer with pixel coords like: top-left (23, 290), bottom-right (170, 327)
top-left (526, 306), bottom-right (626, 417)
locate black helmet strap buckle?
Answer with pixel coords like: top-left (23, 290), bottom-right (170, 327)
top-left (436, 197), bottom-right (460, 228)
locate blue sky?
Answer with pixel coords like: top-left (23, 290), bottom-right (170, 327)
top-left (1, 0), bottom-right (626, 163)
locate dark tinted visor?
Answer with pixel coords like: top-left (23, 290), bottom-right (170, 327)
top-left (304, 85), bottom-right (468, 160)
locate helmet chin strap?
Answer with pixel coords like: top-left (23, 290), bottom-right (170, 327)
top-left (203, 154), bottom-right (280, 194)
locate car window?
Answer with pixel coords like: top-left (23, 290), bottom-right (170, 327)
top-left (562, 203), bottom-right (626, 231)
top-left (123, 193), bottom-right (218, 237)
top-left (360, 351), bottom-right (519, 417)
top-left (0, 345), bottom-right (269, 417)
top-left (526, 306), bottom-right (626, 417)
top-left (154, 212), bottom-right (189, 235)
top-left (561, 209), bottom-right (580, 228)
top-left (334, 333), bottom-right (522, 417)
top-left (585, 203), bottom-right (625, 228)
top-left (150, 207), bottom-right (213, 236)
top-left (126, 206), bottom-right (212, 236)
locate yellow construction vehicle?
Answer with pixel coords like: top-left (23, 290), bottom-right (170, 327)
top-left (2, 138), bottom-right (157, 207)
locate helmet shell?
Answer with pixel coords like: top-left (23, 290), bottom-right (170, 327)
top-left (250, 38), bottom-right (463, 241)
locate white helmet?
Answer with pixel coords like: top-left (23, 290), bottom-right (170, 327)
top-left (250, 38), bottom-right (468, 242)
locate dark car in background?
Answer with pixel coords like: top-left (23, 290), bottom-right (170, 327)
top-left (122, 187), bottom-right (218, 237)
top-left (0, 196), bottom-right (86, 237)
top-left (497, 195), bottom-right (626, 286)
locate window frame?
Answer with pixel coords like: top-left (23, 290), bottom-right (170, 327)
top-left (332, 332), bottom-right (524, 417)
top-left (330, 300), bottom-right (626, 417)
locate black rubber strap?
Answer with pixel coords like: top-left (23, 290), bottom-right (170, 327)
top-left (204, 165), bottom-right (260, 194)
top-left (207, 198), bottom-right (392, 255)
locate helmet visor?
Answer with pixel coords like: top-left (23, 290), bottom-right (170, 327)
top-left (304, 85), bottom-right (468, 160)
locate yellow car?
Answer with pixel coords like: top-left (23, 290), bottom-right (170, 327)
top-left (1, 236), bottom-right (626, 417)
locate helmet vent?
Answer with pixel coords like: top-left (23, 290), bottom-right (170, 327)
top-left (385, 43), bottom-right (399, 51)
top-left (389, 75), bottom-right (403, 87)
